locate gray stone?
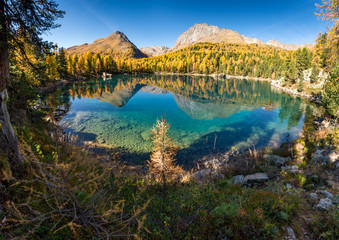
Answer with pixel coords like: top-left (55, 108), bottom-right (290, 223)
top-left (312, 149), bottom-right (339, 164)
top-left (316, 198), bottom-right (334, 210)
top-left (215, 173), bottom-right (225, 180)
top-left (192, 169), bottom-right (225, 182)
top-left (244, 173), bottom-right (269, 183)
top-left (230, 175), bottom-right (245, 185)
top-left (320, 190), bottom-right (333, 199)
top-left (284, 227), bottom-right (297, 240)
top-left (204, 158), bottom-right (223, 169)
top-left (192, 169), bottom-right (212, 181)
top-left (312, 149), bottom-right (325, 162)
top-left (266, 155), bottom-right (291, 166)
top-left (281, 165), bottom-right (300, 174)
top-left (309, 193), bottom-right (318, 200)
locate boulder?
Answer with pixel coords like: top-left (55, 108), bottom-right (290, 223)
top-left (191, 169), bottom-right (224, 182)
top-left (230, 175), bottom-right (245, 185)
top-left (284, 227), bottom-right (297, 240)
top-left (320, 190), bottom-right (333, 199)
top-left (312, 149), bottom-right (339, 164)
top-left (204, 158), bottom-right (223, 169)
top-left (308, 193), bottom-right (318, 200)
top-left (281, 165), bottom-right (300, 174)
top-left (265, 155), bottom-right (291, 166)
top-left (244, 173), bottom-right (269, 183)
top-left (215, 173), bottom-right (225, 180)
top-left (192, 169), bottom-right (212, 181)
top-left (316, 198), bottom-right (333, 210)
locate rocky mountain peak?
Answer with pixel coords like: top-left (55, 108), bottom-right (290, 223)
top-left (67, 31), bottom-right (147, 58)
top-left (170, 23), bottom-right (244, 51)
top-left (106, 31), bottom-right (131, 43)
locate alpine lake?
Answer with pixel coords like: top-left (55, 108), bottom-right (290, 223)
top-left (47, 74), bottom-right (314, 166)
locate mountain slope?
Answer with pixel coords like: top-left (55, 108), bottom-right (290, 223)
top-left (95, 84), bottom-right (145, 107)
top-left (170, 23), bottom-right (245, 51)
top-left (140, 46), bottom-right (169, 56)
top-left (67, 31), bottom-right (147, 58)
top-left (241, 35), bottom-right (265, 45)
top-left (167, 23), bottom-right (314, 52)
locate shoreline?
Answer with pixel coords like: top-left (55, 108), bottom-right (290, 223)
top-left (154, 71), bottom-right (273, 82)
top-left (154, 72), bottom-right (318, 101)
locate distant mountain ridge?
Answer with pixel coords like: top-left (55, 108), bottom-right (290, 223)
top-left (266, 39), bottom-right (314, 51)
top-left (140, 46), bottom-right (169, 56)
top-left (67, 23), bottom-right (314, 58)
top-left (145, 23), bottom-right (314, 56)
top-left (67, 31), bottom-right (146, 58)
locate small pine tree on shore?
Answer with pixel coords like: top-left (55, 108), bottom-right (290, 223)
top-left (148, 119), bottom-right (183, 188)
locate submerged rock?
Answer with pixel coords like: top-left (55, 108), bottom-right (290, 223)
top-left (141, 130), bottom-right (153, 141)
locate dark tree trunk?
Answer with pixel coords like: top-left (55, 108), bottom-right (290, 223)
top-left (0, 0), bottom-right (10, 90)
top-left (0, 90), bottom-right (23, 167)
top-left (0, 0), bottom-right (23, 169)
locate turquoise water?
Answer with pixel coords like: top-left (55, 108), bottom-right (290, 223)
top-left (49, 74), bottom-right (311, 165)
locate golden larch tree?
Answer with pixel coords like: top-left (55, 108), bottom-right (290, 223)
top-left (148, 119), bottom-right (183, 188)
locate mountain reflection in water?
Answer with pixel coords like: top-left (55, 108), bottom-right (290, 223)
top-left (46, 74), bottom-right (311, 165)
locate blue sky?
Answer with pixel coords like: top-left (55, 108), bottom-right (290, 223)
top-left (44, 0), bottom-right (330, 49)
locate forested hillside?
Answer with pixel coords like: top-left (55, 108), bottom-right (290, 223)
top-left (49, 43), bottom-right (313, 81)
